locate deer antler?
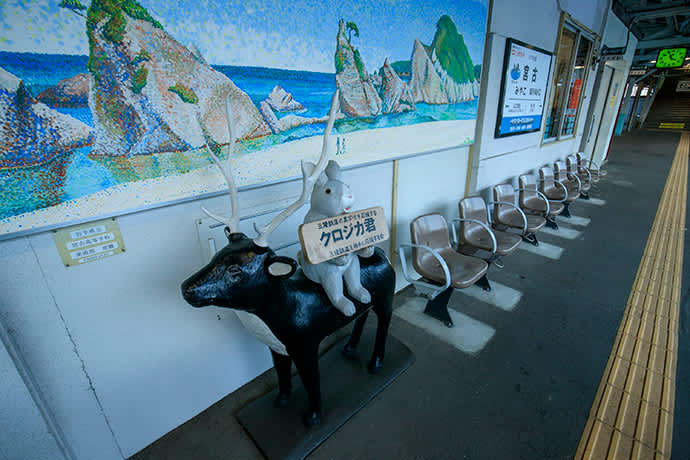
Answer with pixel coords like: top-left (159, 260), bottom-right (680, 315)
top-left (253, 89), bottom-right (340, 247)
top-left (200, 93), bottom-right (240, 233)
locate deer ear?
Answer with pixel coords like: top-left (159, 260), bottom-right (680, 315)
top-left (302, 161), bottom-right (317, 177)
top-left (265, 255), bottom-right (297, 279)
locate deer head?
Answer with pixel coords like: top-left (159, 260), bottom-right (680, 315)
top-left (181, 90), bottom-right (341, 307)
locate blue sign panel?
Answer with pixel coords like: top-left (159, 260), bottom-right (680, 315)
top-left (496, 39), bottom-right (553, 138)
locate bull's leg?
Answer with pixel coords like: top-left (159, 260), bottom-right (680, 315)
top-left (342, 311), bottom-right (370, 357)
top-left (290, 345), bottom-right (322, 427)
top-left (369, 297), bottom-right (393, 374)
top-left (270, 350), bottom-right (292, 408)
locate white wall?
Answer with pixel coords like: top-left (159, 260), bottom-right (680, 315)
top-left (0, 0), bottom-right (637, 457)
top-left (0, 331), bottom-right (63, 460)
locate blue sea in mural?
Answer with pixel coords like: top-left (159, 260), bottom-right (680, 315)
top-left (0, 51), bottom-right (478, 220)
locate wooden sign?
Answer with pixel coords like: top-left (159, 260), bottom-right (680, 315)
top-left (52, 218), bottom-right (125, 267)
top-left (298, 207), bottom-right (389, 264)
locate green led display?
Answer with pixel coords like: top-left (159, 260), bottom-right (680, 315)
top-left (656, 48), bottom-right (688, 69)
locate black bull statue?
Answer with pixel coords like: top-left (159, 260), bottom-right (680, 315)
top-left (181, 231), bottom-right (395, 426)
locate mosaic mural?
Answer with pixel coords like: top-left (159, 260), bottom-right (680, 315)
top-left (0, 0), bottom-right (488, 236)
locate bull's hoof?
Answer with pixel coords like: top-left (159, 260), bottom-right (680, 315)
top-left (274, 393), bottom-right (290, 408)
top-left (367, 356), bottom-right (384, 374)
top-left (302, 411), bottom-right (321, 427)
top-left (342, 343), bottom-right (358, 358)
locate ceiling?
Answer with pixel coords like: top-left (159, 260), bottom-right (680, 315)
top-left (612, 0), bottom-right (690, 65)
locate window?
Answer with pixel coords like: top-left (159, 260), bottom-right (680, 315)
top-left (543, 23), bottom-right (593, 141)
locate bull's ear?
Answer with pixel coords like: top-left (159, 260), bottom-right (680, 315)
top-left (265, 255), bottom-right (297, 279)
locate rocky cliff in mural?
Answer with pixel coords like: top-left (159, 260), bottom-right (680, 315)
top-left (265, 85), bottom-right (304, 112)
top-left (86, 0), bottom-right (270, 156)
top-left (430, 15), bottom-right (480, 102)
top-left (0, 67), bottom-right (94, 169)
top-left (334, 19), bottom-right (382, 117)
top-left (379, 58), bottom-right (415, 114)
top-left (410, 15), bottom-right (479, 104)
top-left (409, 39), bottom-right (448, 104)
top-left (37, 73), bottom-right (90, 108)
top-left (258, 85), bottom-right (333, 134)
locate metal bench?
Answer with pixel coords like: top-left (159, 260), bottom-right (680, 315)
top-left (491, 183), bottom-right (546, 246)
top-left (399, 213), bottom-right (488, 327)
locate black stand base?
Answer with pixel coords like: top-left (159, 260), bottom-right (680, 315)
top-left (423, 287), bottom-right (454, 327)
top-left (545, 216), bottom-right (558, 229)
top-left (561, 203), bottom-right (571, 218)
top-left (475, 274), bottom-right (492, 292)
top-left (580, 191), bottom-right (590, 200)
top-left (237, 334), bottom-right (415, 460)
top-left (522, 233), bottom-right (539, 246)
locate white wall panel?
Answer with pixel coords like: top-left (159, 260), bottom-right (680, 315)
top-left (0, 237), bottom-right (123, 459)
top-left (0, 337), bottom-right (63, 460)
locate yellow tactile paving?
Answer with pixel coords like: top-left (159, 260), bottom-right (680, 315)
top-left (575, 132), bottom-right (688, 460)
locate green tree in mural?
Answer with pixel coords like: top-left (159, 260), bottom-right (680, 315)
top-left (346, 21), bottom-right (359, 43)
top-left (59, 0), bottom-right (87, 17)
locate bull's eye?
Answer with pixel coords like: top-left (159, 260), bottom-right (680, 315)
top-left (325, 188), bottom-right (331, 194)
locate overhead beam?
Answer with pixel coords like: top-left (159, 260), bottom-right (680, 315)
top-left (642, 26), bottom-right (677, 40)
top-left (632, 6), bottom-right (690, 21)
top-left (633, 51), bottom-right (662, 62)
top-left (637, 35), bottom-right (690, 49)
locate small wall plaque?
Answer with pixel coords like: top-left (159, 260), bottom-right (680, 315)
top-left (298, 207), bottom-right (389, 264)
top-left (52, 218), bottom-right (125, 267)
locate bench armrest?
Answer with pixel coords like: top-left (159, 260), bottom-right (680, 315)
top-left (537, 178), bottom-right (569, 202)
top-left (568, 173), bottom-right (582, 194)
top-left (451, 218), bottom-right (498, 255)
top-left (553, 180), bottom-right (569, 202)
top-left (488, 201), bottom-right (528, 235)
top-left (398, 243), bottom-right (451, 299)
top-left (578, 167), bottom-right (592, 183)
top-left (515, 188), bottom-right (550, 216)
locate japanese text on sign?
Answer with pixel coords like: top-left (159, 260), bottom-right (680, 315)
top-left (52, 218), bottom-right (125, 267)
top-left (299, 207), bottom-right (389, 264)
top-left (496, 39), bottom-right (552, 137)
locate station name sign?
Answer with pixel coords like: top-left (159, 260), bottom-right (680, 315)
top-left (495, 38), bottom-right (553, 138)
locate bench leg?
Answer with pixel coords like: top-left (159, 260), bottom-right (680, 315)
top-left (522, 233), bottom-right (539, 246)
top-left (423, 287), bottom-right (454, 328)
top-left (475, 274), bottom-right (492, 292)
top-left (545, 217), bottom-right (558, 229)
top-left (561, 203), bottom-right (571, 218)
top-left (580, 191), bottom-right (590, 200)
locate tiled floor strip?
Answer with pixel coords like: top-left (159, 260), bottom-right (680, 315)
top-left (518, 240), bottom-right (565, 259)
top-left (574, 132), bottom-right (688, 459)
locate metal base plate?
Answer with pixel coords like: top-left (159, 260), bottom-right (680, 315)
top-left (237, 333), bottom-right (414, 460)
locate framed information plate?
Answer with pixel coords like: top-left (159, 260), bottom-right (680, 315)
top-left (495, 38), bottom-right (552, 138)
top-left (52, 217), bottom-right (125, 267)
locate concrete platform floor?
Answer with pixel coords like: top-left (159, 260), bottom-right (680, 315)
top-left (131, 131), bottom-right (690, 460)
